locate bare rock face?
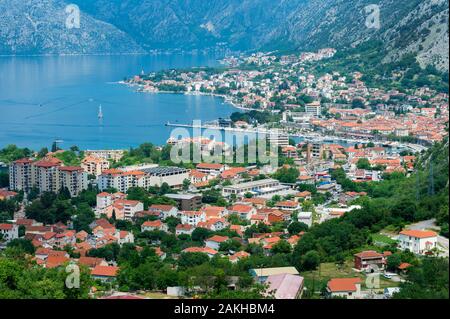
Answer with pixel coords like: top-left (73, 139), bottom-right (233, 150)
top-left (0, 0), bottom-right (144, 55)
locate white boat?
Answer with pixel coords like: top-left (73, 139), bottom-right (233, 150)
top-left (98, 104), bottom-right (103, 119)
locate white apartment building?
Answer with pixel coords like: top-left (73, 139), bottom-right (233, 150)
top-left (305, 101), bottom-right (321, 117)
top-left (0, 223), bottom-right (19, 242)
top-left (398, 230), bottom-right (438, 255)
top-left (267, 132), bottom-right (289, 147)
top-left (222, 179), bottom-right (291, 197)
top-left (97, 166), bottom-right (189, 193)
top-left (180, 211), bottom-right (206, 226)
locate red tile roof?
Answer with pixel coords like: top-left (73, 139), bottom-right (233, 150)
top-left (399, 230), bottom-right (437, 238)
top-left (91, 265), bottom-right (119, 277)
top-left (207, 235), bottom-right (229, 243)
top-left (327, 278), bottom-right (362, 292)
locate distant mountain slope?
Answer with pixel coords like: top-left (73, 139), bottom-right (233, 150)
top-left (1, 0), bottom-right (448, 72)
top-left (0, 0), bottom-right (144, 55)
top-left (72, 0), bottom-right (449, 71)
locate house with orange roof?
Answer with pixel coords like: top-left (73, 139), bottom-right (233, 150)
top-left (241, 197), bottom-right (267, 208)
top-left (91, 265), bottom-right (119, 282)
top-left (202, 206), bottom-right (228, 220)
top-left (250, 214), bottom-right (268, 225)
top-left (76, 230), bottom-right (89, 241)
top-left (74, 241), bottom-right (93, 256)
top-left (228, 204), bottom-right (256, 220)
top-left (0, 190), bottom-right (18, 200)
top-left (229, 251), bottom-right (250, 263)
top-left (141, 220), bottom-right (168, 232)
top-left (117, 230), bottom-right (134, 245)
top-left (326, 278), bottom-right (362, 299)
top-left (220, 167), bottom-right (247, 179)
top-left (0, 223), bottom-right (19, 242)
top-left (230, 225), bottom-right (244, 237)
top-left (175, 224), bottom-right (194, 236)
top-left (205, 235), bottom-right (229, 251)
top-left (281, 146), bottom-right (298, 159)
top-left (78, 256), bottom-right (108, 269)
top-left (275, 201), bottom-right (300, 211)
top-left (295, 191), bottom-right (312, 201)
top-left (149, 204), bottom-right (179, 219)
top-left (287, 235), bottom-right (300, 246)
top-left (103, 199), bottom-right (144, 221)
top-left (354, 250), bottom-right (386, 272)
top-left (45, 255), bottom-right (70, 269)
top-left (182, 246), bottom-right (218, 258)
top-left (398, 229), bottom-right (438, 255)
top-left (189, 169), bottom-right (209, 184)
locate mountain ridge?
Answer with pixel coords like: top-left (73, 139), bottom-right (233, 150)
top-left (0, 0), bottom-right (448, 71)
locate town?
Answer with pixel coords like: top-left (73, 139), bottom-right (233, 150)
top-left (126, 48), bottom-right (448, 148)
top-left (0, 113), bottom-right (448, 299)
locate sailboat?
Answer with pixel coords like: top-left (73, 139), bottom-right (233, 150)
top-left (98, 104), bottom-right (103, 120)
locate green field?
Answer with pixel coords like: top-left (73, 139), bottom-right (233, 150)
top-left (371, 233), bottom-right (397, 246)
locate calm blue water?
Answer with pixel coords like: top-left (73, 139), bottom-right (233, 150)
top-left (0, 55), bottom-right (236, 150)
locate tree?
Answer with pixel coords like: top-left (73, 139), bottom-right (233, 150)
top-left (159, 182), bottom-right (171, 195)
top-left (271, 240), bottom-right (291, 254)
top-left (191, 228), bottom-right (212, 242)
top-left (299, 250), bottom-right (321, 271)
top-left (393, 257), bottom-right (449, 299)
top-left (73, 203), bottom-right (95, 233)
top-left (386, 254), bottom-right (402, 271)
top-left (37, 147), bottom-right (49, 158)
top-left (288, 221), bottom-right (309, 235)
top-left (0, 172), bottom-right (9, 188)
top-left (219, 239), bottom-right (242, 252)
top-left (6, 239), bottom-right (35, 254)
top-left (356, 158), bottom-right (371, 170)
top-left (178, 252), bottom-right (209, 269)
top-left (182, 179), bottom-right (191, 191)
top-left (273, 167), bottom-right (299, 183)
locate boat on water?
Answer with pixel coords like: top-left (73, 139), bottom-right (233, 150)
top-left (98, 104), bottom-right (103, 119)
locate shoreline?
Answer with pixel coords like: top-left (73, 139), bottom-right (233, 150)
top-left (121, 81), bottom-right (258, 113)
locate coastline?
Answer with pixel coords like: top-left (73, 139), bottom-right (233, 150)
top-left (121, 81), bottom-right (258, 113)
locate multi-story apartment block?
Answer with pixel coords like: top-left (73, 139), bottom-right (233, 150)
top-left (97, 166), bottom-right (189, 193)
top-left (81, 155), bottom-right (110, 176)
top-left (83, 150), bottom-right (125, 162)
top-left (9, 158), bottom-right (88, 197)
top-left (9, 158), bottom-right (33, 192)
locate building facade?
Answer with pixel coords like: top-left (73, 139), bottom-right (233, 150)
top-left (9, 159), bottom-right (88, 197)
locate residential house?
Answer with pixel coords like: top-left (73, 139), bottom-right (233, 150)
top-left (205, 235), bottom-right (229, 251)
top-left (91, 265), bottom-right (119, 282)
top-left (354, 250), bottom-right (386, 272)
top-left (326, 278), bottom-right (362, 299)
top-left (175, 224), bottom-right (194, 236)
top-left (398, 230), bottom-right (438, 255)
top-left (141, 220), bottom-right (169, 232)
top-left (0, 223), bottom-right (19, 242)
